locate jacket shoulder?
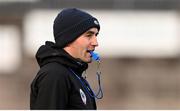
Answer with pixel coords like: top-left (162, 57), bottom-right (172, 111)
top-left (41, 62), bottom-right (70, 78)
top-left (33, 62), bottom-right (71, 88)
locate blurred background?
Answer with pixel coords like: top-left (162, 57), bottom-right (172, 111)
top-left (0, 0), bottom-right (180, 109)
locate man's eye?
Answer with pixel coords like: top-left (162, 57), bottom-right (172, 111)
top-left (86, 34), bottom-right (92, 37)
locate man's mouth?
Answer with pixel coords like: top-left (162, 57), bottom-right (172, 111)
top-left (86, 49), bottom-right (95, 57)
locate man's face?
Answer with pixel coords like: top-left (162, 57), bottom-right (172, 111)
top-left (64, 27), bottom-right (99, 63)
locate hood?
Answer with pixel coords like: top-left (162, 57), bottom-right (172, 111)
top-left (36, 41), bottom-right (88, 75)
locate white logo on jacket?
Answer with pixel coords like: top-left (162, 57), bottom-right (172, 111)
top-left (79, 89), bottom-right (86, 105)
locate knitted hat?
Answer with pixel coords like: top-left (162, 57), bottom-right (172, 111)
top-left (53, 8), bottom-right (100, 48)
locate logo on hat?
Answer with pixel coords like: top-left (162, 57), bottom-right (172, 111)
top-left (79, 89), bottom-right (86, 105)
top-left (94, 20), bottom-right (99, 25)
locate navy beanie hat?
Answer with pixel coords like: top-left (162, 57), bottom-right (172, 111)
top-left (53, 8), bottom-right (100, 48)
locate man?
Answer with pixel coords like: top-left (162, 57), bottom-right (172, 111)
top-left (30, 8), bottom-right (100, 109)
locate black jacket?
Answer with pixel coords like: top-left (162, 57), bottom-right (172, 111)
top-left (30, 41), bottom-right (96, 109)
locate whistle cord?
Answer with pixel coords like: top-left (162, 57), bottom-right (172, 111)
top-left (69, 68), bottom-right (103, 99)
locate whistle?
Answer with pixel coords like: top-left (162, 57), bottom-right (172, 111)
top-left (90, 51), bottom-right (100, 61)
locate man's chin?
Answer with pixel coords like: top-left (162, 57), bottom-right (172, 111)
top-left (87, 60), bottom-right (92, 63)
top-left (83, 58), bottom-right (92, 63)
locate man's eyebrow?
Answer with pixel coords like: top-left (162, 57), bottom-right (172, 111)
top-left (85, 31), bottom-right (99, 35)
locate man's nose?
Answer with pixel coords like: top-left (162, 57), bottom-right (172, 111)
top-left (91, 36), bottom-right (99, 47)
